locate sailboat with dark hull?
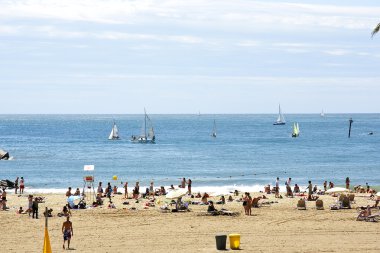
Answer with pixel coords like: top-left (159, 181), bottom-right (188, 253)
top-left (273, 104), bottom-right (286, 125)
top-left (131, 109), bottom-right (156, 144)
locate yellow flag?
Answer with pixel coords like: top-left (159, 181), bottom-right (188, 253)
top-left (43, 226), bottom-right (52, 253)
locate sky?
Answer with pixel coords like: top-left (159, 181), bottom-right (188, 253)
top-left (1, 0), bottom-right (380, 114)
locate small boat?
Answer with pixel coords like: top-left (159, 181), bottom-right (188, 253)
top-left (292, 123), bottom-right (300, 138)
top-left (108, 121), bottom-right (120, 140)
top-left (368, 132), bottom-right (374, 135)
top-left (211, 120), bottom-right (217, 138)
top-left (131, 109), bottom-right (155, 144)
top-left (0, 149), bottom-right (10, 160)
top-left (273, 104), bottom-right (286, 125)
top-left (320, 110), bottom-right (325, 117)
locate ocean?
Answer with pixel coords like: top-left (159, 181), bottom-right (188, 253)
top-left (0, 114), bottom-right (379, 193)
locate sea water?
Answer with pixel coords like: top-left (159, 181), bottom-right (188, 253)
top-left (0, 114), bottom-right (379, 193)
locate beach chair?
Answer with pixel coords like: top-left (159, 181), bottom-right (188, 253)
top-left (340, 196), bottom-right (351, 209)
top-left (348, 194), bottom-right (355, 204)
top-left (297, 199), bottom-right (306, 210)
top-left (316, 199), bottom-right (324, 210)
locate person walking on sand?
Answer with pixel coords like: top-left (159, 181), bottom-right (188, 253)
top-left (14, 177), bottom-right (19, 194)
top-left (62, 216), bottom-right (74, 250)
top-left (187, 178), bottom-right (192, 195)
top-left (275, 177), bottom-right (280, 198)
top-left (306, 181), bottom-right (313, 201)
top-left (32, 197), bottom-right (39, 219)
top-left (323, 181), bottom-right (327, 192)
top-left (345, 177), bottom-right (350, 189)
top-left (123, 181), bottom-right (128, 199)
top-left (19, 177), bottom-right (25, 194)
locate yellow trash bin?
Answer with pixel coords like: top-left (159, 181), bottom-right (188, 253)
top-left (229, 234), bottom-right (240, 250)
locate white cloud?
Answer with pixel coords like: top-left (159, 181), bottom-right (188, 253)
top-left (323, 49), bottom-right (351, 56)
top-left (0, 0), bottom-right (379, 31)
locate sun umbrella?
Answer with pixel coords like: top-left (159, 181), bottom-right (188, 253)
top-left (67, 195), bottom-right (81, 208)
top-left (165, 188), bottom-right (187, 199)
top-left (325, 187), bottom-right (350, 194)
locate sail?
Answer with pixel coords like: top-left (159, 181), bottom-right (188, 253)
top-left (211, 120), bottom-right (217, 137)
top-left (292, 123), bottom-right (297, 135)
top-left (108, 122), bottom-right (119, 140)
top-left (148, 127), bottom-right (155, 139)
top-left (275, 104), bottom-right (285, 124)
top-left (296, 123), bottom-right (300, 134)
top-left (321, 110), bottom-right (325, 117)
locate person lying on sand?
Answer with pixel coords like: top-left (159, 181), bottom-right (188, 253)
top-left (357, 205), bottom-right (371, 220)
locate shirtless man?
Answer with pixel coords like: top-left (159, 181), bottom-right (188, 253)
top-left (62, 216), bottom-right (74, 249)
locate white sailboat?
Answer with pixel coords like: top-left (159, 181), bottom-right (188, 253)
top-left (211, 120), bottom-right (217, 138)
top-left (108, 121), bottom-right (120, 140)
top-left (131, 108), bottom-right (155, 143)
top-left (273, 104), bottom-right (286, 125)
top-left (292, 122), bottom-right (300, 138)
top-left (320, 110), bottom-right (325, 117)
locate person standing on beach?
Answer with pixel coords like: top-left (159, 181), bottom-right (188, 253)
top-left (323, 181), bottom-right (327, 191)
top-left (106, 182), bottom-right (112, 201)
top-left (32, 197), bottom-right (38, 219)
top-left (62, 216), bottom-right (74, 250)
top-left (14, 177), bottom-right (19, 194)
top-left (306, 181), bottom-right (312, 201)
top-left (97, 182), bottom-right (103, 195)
top-left (275, 177), bottom-right (280, 198)
top-left (187, 178), bottom-right (192, 195)
top-left (123, 181), bottom-right (128, 199)
top-left (180, 178), bottom-right (186, 188)
top-left (19, 177), bottom-right (25, 194)
top-left (345, 177), bottom-right (350, 189)
top-left (133, 182), bottom-right (140, 199)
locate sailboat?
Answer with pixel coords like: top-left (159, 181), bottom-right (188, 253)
top-left (211, 120), bottom-right (217, 138)
top-left (130, 109), bottom-right (156, 144)
top-left (273, 104), bottom-right (286, 125)
top-left (292, 123), bottom-right (300, 138)
top-left (108, 121), bottom-right (120, 140)
top-left (320, 110), bottom-right (325, 117)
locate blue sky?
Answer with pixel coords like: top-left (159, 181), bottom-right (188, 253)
top-left (1, 0), bottom-right (380, 113)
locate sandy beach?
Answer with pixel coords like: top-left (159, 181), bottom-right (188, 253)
top-left (1, 191), bottom-right (379, 253)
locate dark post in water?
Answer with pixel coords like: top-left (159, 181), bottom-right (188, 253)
top-left (348, 118), bottom-right (353, 138)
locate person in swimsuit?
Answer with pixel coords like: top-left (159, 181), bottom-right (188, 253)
top-left (123, 182), bottom-right (128, 199)
top-left (62, 216), bottom-right (74, 250)
top-left (19, 177), bottom-right (25, 194)
top-left (187, 179), bottom-right (192, 195)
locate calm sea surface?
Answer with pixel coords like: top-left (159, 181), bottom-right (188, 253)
top-left (0, 114), bottom-right (379, 192)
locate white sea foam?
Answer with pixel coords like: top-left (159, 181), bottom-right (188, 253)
top-left (19, 184), bottom-right (311, 194)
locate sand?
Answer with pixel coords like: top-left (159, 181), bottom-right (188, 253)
top-left (1, 191), bottom-right (379, 252)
